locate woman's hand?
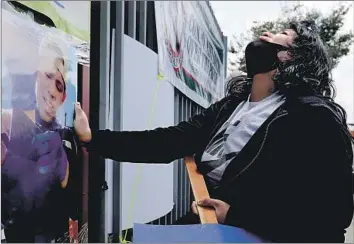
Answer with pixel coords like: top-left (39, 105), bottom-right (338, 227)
top-left (260, 31), bottom-right (294, 62)
top-left (191, 198), bottom-right (230, 224)
top-left (73, 102), bottom-right (92, 143)
top-left (259, 31), bottom-right (294, 47)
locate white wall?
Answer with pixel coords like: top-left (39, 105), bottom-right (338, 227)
top-left (106, 35), bottom-right (175, 232)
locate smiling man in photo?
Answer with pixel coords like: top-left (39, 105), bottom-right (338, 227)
top-left (1, 31), bottom-right (80, 243)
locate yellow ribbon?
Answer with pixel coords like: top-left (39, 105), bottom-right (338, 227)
top-left (119, 72), bottom-right (164, 243)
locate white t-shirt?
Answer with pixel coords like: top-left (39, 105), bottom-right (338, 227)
top-left (201, 92), bottom-right (285, 187)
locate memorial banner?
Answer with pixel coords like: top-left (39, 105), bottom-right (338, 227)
top-left (155, 2), bottom-right (226, 107)
top-left (2, 6), bottom-right (81, 243)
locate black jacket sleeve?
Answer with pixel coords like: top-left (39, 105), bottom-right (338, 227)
top-left (224, 106), bottom-right (353, 242)
top-left (85, 97), bottom-right (229, 163)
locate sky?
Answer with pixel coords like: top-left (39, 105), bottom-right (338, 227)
top-left (210, 1), bottom-right (354, 123)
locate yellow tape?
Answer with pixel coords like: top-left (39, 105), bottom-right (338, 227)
top-left (157, 72), bottom-right (164, 81)
top-left (119, 75), bottom-right (163, 243)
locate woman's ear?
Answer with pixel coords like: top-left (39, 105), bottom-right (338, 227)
top-left (277, 50), bottom-right (292, 62)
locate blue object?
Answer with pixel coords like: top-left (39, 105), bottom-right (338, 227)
top-left (133, 223), bottom-right (264, 243)
top-left (53, 1), bottom-right (65, 8)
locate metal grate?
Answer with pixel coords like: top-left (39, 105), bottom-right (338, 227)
top-left (119, 1), bottom-right (216, 227)
top-left (146, 89), bottom-right (204, 226)
top-left (96, 2), bottom-right (225, 240)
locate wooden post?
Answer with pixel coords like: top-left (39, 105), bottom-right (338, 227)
top-left (185, 156), bottom-right (218, 224)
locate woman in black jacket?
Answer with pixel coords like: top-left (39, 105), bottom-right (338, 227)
top-left (74, 20), bottom-right (354, 242)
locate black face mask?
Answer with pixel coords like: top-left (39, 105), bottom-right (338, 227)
top-left (245, 40), bottom-right (287, 78)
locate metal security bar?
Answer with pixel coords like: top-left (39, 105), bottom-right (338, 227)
top-left (93, 1), bottom-right (227, 241)
top-left (173, 90), bottom-right (204, 222)
top-left (119, 0), bottom-right (224, 229)
top-left (147, 90), bottom-right (204, 226)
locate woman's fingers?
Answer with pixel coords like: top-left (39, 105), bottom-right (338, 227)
top-left (262, 31), bottom-right (274, 38)
top-left (191, 201), bottom-right (199, 215)
top-left (259, 35), bottom-right (273, 43)
top-left (260, 31), bottom-right (275, 43)
top-left (74, 102), bottom-right (92, 143)
top-left (75, 102), bottom-right (83, 114)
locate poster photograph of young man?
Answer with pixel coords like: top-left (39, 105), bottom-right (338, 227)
top-left (1, 6), bottom-right (80, 243)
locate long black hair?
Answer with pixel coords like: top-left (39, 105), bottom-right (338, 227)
top-left (226, 20), bottom-right (353, 143)
top-left (225, 73), bottom-right (250, 99)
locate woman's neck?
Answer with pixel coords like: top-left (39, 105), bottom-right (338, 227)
top-left (250, 73), bottom-right (275, 102)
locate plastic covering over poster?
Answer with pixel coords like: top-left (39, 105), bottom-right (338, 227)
top-left (17, 1), bottom-right (90, 42)
top-left (15, 1), bottom-right (91, 64)
top-left (155, 1), bottom-right (226, 107)
top-left (1, 4), bottom-right (81, 243)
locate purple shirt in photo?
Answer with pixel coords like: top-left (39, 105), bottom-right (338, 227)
top-left (1, 109), bottom-right (68, 229)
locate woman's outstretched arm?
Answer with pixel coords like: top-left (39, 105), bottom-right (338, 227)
top-left (73, 99), bottom-right (228, 163)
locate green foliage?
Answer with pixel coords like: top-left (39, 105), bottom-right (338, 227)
top-left (228, 2), bottom-right (354, 74)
